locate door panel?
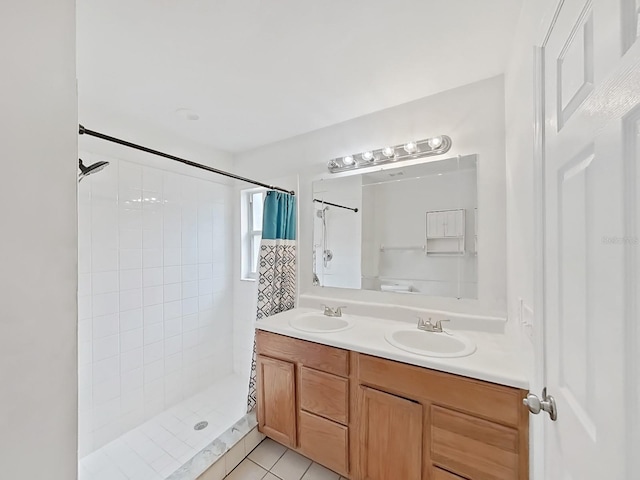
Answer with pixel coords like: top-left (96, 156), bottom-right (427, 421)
top-left (256, 355), bottom-right (297, 447)
top-left (624, 101), bottom-right (640, 478)
top-left (541, 0), bottom-right (640, 478)
top-left (359, 386), bottom-right (422, 480)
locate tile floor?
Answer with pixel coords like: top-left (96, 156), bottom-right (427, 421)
top-left (80, 373), bottom-right (248, 480)
top-left (225, 438), bottom-right (347, 480)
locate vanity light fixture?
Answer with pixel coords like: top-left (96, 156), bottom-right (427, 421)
top-left (403, 141), bottom-right (418, 154)
top-left (428, 136), bottom-right (443, 148)
top-left (382, 146), bottom-right (395, 158)
top-left (361, 151), bottom-right (374, 162)
top-left (327, 135), bottom-right (452, 173)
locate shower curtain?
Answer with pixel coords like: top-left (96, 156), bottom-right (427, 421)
top-left (247, 191), bottom-right (297, 412)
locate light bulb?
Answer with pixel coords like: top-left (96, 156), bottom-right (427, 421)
top-left (328, 160), bottom-right (338, 169)
top-left (382, 146), bottom-right (395, 158)
top-left (428, 136), bottom-right (443, 149)
top-left (343, 155), bottom-right (355, 166)
top-left (361, 151), bottom-right (374, 162)
top-left (403, 142), bottom-right (418, 154)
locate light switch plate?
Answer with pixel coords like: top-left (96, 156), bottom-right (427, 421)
top-left (519, 298), bottom-right (534, 343)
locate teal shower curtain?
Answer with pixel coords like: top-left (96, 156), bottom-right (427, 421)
top-left (247, 191), bottom-right (297, 411)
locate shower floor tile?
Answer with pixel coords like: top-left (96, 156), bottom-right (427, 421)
top-left (80, 373), bottom-right (248, 480)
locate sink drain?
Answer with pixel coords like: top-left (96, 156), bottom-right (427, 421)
top-left (194, 421), bottom-right (208, 431)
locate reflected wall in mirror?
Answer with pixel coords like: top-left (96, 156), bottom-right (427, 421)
top-left (312, 155), bottom-right (478, 299)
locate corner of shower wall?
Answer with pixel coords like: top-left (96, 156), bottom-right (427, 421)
top-left (78, 152), bottom-right (237, 457)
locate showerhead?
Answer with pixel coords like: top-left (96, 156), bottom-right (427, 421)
top-left (78, 158), bottom-right (109, 182)
top-left (316, 206), bottom-right (329, 218)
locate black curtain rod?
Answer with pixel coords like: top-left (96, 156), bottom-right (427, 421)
top-left (78, 125), bottom-right (295, 195)
top-left (313, 198), bottom-right (358, 213)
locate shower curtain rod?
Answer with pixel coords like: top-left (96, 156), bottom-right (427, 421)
top-left (78, 125), bottom-right (296, 195)
top-left (313, 198), bottom-right (358, 213)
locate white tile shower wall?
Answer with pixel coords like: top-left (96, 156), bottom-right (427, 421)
top-left (79, 156), bottom-right (235, 456)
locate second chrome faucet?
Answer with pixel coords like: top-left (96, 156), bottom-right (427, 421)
top-left (417, 316), bottom-right (450, 333)
top-left (322, 305), bottom-right (347, 317)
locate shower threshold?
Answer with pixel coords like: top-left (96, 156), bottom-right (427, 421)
top-left (79, 373), bottom-right (253, 480)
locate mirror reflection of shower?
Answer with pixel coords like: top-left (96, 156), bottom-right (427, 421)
top-left (312, 247), bottom-right (320, 285)
top-left (316, 205), bottom-right (333, 268)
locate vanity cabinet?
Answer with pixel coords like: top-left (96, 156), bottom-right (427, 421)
top-left (256, 330), bottom-right (350, 476)
top-left (256, 330), bottom-right (529, 480)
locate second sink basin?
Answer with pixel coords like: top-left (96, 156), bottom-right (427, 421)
top-left (385, 329), bottom-right (476, 358)
top-left (289, 312), bottom-right (354, 333)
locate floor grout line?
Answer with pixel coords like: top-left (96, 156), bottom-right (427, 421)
top-left (229, 438), bottom-right (341, 480)
top-left (297, 460), bottom-right (313, 480)
top-left (269, 447), bottom-right (288, 473)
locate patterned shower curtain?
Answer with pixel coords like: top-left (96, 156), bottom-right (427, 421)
top-left (247, 191), bottom-right (297, 411)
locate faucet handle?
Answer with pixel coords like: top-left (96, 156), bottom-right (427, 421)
top-left (335, 306), bottom-right (347, 315)
top-left (434, 319), bottom-right (450, 330)
top-left (416, 315), bottom-right (429, 327)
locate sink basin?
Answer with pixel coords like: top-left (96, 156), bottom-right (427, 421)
top-left (289, 313), bottom-right (354, 333)
top-left (385, 329), bottom-right (476, 358)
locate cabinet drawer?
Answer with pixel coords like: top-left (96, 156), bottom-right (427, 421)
top-left (256, 330), bottom-right (349, 376)
top-left (431, 406), bottom-right (519, 480)
top-left (298, 411), bottom-right (349, 477)
top-left (357, 353), bottom-right (522, 427)
top-left (432, 467), bottom-right (467, 480)
top-left (300, 367), bottom-right (349, 425)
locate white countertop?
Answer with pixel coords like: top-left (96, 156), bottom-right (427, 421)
top-left (255, 307), bottom-right (529, 390)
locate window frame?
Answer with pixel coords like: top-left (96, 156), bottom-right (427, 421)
top-left (241, 188), bottom-right (266, 281)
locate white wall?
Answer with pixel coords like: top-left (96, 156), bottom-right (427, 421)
top-left (0, 1), bottom-right (78, 478)
top-left (77, 151), bottom-right (235, 456)
top-left (234, 76), bottom-right (507, 316)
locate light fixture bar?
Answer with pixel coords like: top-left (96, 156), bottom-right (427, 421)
top-left (327, 135), bottom-right (452, 174)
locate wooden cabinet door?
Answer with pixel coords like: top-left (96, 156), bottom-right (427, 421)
top-left (257, 355), bottom-right (297, 447)
top-left (359, 386), bottom-right (423, 480)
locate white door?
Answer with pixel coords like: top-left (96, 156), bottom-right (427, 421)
top-left (539, 0), bottom-right (640, 478)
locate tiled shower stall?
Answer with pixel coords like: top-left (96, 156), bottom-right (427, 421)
top-left (78, 153), bottom-right (249, 478)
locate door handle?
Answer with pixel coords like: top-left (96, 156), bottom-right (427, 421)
top-left (523, 387), bottom-right (557, 421)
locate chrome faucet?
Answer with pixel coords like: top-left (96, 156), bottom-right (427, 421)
top-left (322, 305), bottom-right (347, 317)
top-left (417, 317), bottom-right (450, 333)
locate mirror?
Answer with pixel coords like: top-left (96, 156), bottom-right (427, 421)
top-left (312, 155), bottom-right (478, 299)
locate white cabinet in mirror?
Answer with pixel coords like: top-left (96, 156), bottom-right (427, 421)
top-left (312, 154), bottom-right (478, 299)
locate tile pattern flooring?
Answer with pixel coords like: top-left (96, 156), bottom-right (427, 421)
top-left (80, 373), bottom-right (248, 480)
top-left (225, 438), bottom-right (347, 480)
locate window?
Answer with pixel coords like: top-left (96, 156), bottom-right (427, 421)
top-left (242, 189), bottom-right (265, 279)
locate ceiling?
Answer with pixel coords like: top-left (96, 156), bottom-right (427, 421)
top-left (77, 0), bottom-right (522, 153)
